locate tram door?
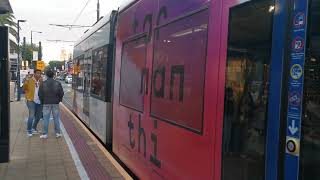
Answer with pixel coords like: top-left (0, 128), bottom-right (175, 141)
top-left (281, 0), bottom-right (320, 180)
top-left (297, 0), bottom-right (320, 179)
top-left (220, 0), bottom-right (320, 180)
top-left (83, 50), bottom-right (92, 118)
top-left (221, 0), bottom-right (275, 180)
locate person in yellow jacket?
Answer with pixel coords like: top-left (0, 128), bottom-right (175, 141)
top-left (22, 69), bottom-right (43, 137)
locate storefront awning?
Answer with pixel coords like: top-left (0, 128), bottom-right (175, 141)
top-left (0, 0), bottom-right (13, 14)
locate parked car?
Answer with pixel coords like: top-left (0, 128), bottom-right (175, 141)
top-left (65, 75), bottom-right (72, 84)
top-left (57, 75), bottom-right (64, 81)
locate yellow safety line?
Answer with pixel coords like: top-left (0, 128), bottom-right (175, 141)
top-left (60, 103), bottom-right (133, 180)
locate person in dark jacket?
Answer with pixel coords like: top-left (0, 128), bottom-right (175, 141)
top-left (38, 69), bottom-right (64, 139)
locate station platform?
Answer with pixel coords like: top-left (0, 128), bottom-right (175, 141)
top-left (0, 100), bottom-right (132, 180)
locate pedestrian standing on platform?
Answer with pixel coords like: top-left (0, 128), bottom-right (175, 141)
top-left (39, 69), bottom-right (64, 139)
top-left (22, 69), bottom-right (43, 137)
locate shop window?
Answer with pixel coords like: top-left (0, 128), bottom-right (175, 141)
top-left (150, 10), bottom-right (209, 133)
top-left (120, 37), bottom-right (147, 112)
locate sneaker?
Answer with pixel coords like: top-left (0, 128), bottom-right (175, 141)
top-left (40, 134), bottom-right (48, 139)
top-left (32, 129), bottom-right (39, 135)
top-left (56, 133), bottom-right (62, 138)
top-left (27, 133), bottom-right (33, 137)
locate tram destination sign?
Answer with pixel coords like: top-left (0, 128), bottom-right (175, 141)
top-left (284, 0), bottom-right (309, 180)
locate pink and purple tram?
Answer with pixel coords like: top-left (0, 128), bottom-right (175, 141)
top-left (71, 0), bottom-right (320, 179)
top-left (113, 0), bottom-right (217, 179)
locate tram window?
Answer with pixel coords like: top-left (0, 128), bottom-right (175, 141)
top-left (91, 45), bottom-right (108, 101)
top-left (73, 55), bottom-right (84, 92)
top-left (300, 0), bottom-right (320, 179)
top-left (222, 1), bottom-right (274, 180)
top-left (91, 24), bottom-right (110, 48)
top-left (83, 54), bottom-right (92, 92)
top-left (151, 10), bottom-right (209, 133)
top-left (120, 37), bottom-right (147, 112)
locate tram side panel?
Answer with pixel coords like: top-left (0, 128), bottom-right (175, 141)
top-left (71, 19), bottom-right (115, 145)
top-left (89, 97), bottom-right (109, 143)
top-left (72, 67), bottom-right (111, 144)
top-left (72, 69), bottom-right (112, 144)
top-left (73, 89), bottom-right (88, 124)
top-left (72, 54), bottom-right (90, 125)
top-left (112, 0), bottom-right (218, 179)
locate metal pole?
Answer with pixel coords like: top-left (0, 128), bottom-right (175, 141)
top-left (17, 21), bottom-right (21, 101)
top-left (38, 41), bottom-right (42, 61)
top-left (16, 20), bottom-right (26, 101)
top-left (97, 0), bottom-right (100, 22)
top-left (31, 31), bottom-right (33, 47)
top-left (23, 37), bottom-right (26, 69)
top-left (0, 26), bottom-right (10, 163)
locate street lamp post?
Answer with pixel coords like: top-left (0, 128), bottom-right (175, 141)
top-left (97, 0), bottom-right (100, 22)
top-left (17, 19), bottom-right (26, 101)
top-left (31, 30), bottom-right (42, 47)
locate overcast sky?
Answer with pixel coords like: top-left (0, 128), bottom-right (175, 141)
top-left (10, 0), bottom-right (125, 63)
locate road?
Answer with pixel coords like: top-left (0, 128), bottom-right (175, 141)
top-left (61, 80), bottom-right (72, 93)
top-left (59, 80), bottom-right (73, 108)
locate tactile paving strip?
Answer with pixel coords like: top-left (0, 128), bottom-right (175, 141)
top-left (60, 108), bottom-right (112, 180)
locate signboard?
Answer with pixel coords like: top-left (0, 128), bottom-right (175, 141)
top-left (64, 60), bottom-right (68, 70)
top-left (36, 61), bottom-right (45, 71)
top-left (284, 0), bottom-right (309, 180)
top-left (68, 61), bottom-right (74, 74)
top-left (33, 51), bottom-right (38, 61)
top-left (69, 67), bottom-right (74, 74)
top-left (20, 70), bottom-right (29, 87)
top-left (73, 65), bottom-right (80, 74)
top-left (28, 69), bottom-right (34, 74)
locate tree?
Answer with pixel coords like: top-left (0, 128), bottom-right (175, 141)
top-left (0, 13), bottom-right (17, 38)
top-left (47, 61), bottom-right (64, 71)
top-left (21, 43), bottom-right (39, 62)
top-left (0, 13), bottom-right (18, 52)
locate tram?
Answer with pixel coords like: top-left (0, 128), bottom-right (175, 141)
top-left (72, 10), bottom-right (117, 147)
top-left (70, 0), bottom-right (320, 179)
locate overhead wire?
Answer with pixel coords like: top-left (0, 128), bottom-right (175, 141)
top-left (47, 0), bottom-right (94, 45)
top-left (72, 0), bottom-right (93, 25)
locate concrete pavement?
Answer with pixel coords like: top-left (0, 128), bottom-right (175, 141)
top-left (0, 101), bottom-right (80, 180)
top-left (0, 99), bottom-right (131, 180)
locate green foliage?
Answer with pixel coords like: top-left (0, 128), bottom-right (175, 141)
top-left (0, 13), bottom-right (18, 51)
top-left (21, 43), bottom-right (39, 63)
top-left (0, 13), bottom-right (16, 27)
top-left (0, 13), bottom-right (17, 37)
top-left (47, 61), bottom-right (64, 71)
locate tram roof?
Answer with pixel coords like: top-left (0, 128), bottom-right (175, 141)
top-left (75, 0), bottom-right (137, 46)
top-left (75, 11), bottom-right (113, 47)
top-left (0, 0), bottom-right (13, 14)
top-left (119, 0), bottom-right (138, 12)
